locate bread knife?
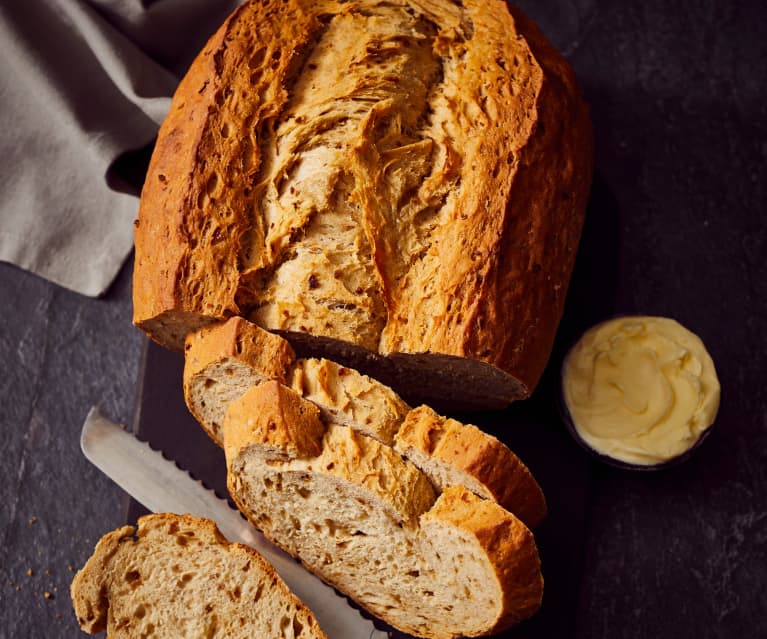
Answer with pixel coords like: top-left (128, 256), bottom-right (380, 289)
top-left (80, 406), bottom-right (389, 639)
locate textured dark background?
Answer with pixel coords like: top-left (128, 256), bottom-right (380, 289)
top-left (1, 1), bottom-right (765, 637)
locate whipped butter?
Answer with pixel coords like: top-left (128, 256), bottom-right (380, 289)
top-left (562, 316), bottom-right (720, 467)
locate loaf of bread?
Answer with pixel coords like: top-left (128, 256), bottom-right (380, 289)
top-left (184, 316), bottom-right (546, 528)
top-left (133, 0), bottom-right (593, 410)
top-left (70, 513), bottom-right (328, 639)
top-left (223, 382), bottom-right (543, 638)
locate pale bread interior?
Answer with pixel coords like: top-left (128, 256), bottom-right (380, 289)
top-left (184, 318), bottom-right (546, 528)
top-left (224, 384), bottom-right (543, 638)
top-left (71, 514), bottom-right (328, 639)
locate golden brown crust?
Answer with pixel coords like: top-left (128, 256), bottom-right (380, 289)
top-left (376, 1), bottom-right (591, 399)
top-left (71, 525), bottom-right (134, 634)
top-left (134, 0), bottom-right (592, 405)
top-left (423, 485), bottom-right (543, 633)
top-left (184, 317), bottom-right (297, 384)
top-left (223, 380), bottom-right (326, 461)
top-left (463, 5), bottom-right (593, 394)
top-left (133, 0), bottom-right (321, 350)
top-left (183, 317), bottom-right (297, 444)
top-left (396, 405), bottom-right (547, 528)
top-left (290, 357), bottom-right (410, 445)
top-left (184, 317), bottom-right (411, 444)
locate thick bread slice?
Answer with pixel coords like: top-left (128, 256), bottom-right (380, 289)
top-left (185, 317), bottom-right (408, 446)
top-left (224, 379), bottom-right (327, 461)
top-left (185, 316), bottom-right (297, 444)
top-left (224, 383), bottom-right (543, 638)
top-left (133, 0), bottom-right (593, 410)
top-left (225, 385), bottom-right (437, 527)
top-left (184, 317), bottom-right (546, 528)
top-left (70, 513), bottom-right (328, 639)
top-left (394, 405), bottom-right (547, 529)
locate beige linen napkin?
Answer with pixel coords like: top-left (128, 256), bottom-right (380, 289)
top-left (0, 0), bottom-right (239, 296)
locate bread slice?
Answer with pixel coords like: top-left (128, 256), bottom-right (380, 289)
top-left (184, 317), bottom-right (546, 528)
top-left (184, 317), bottom-right (298, 445)
top-left (223, 382), bottom-right (543, 638)
top-left (70, 513), bottom-right (328, 639)
top-left (132, 0), bottom-right (593, 410)
top-left (185, 316), bottom-right (409, 446)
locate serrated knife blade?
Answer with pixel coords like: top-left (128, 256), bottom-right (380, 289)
top-left (80, 406), bottom-right (389, 639)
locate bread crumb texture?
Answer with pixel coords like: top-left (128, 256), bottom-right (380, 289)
top-left (185, 317), bottom-right (546, 529)
top-left (225, 383), bottom-right (543, 638)
top-left (134, 0), bottom-right (593, 408)
top-left (70, 514), bottom-right (328, 639)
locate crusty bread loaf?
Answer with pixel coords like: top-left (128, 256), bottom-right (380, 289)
top-left (184, 317), bottom-right (546, 527)
top-left (133, 0), bottom-right (593, 410)
top-left (223, 382), bottom-right (543, 638)
top-left (70, 513), bottom-right (328, 639)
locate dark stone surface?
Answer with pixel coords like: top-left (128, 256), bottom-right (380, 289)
top-left (0, 260), bottom-right (143, 637)
top-left (518, 1), bottom-right (767, 637)
top-left (1, 1), bottom-right (765, 637)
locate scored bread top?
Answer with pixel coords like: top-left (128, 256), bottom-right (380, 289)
top-left (133, 0), bottom-right (593, 409)
top-left (225, 380), bottom-right (327, 460)
top-left (290, 356), bottom-right (411, 445)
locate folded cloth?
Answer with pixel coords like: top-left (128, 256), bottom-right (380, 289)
top-left (0, 0), bottom-right (239, 296)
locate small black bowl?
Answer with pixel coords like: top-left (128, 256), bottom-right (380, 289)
top-left (557, 316), bottom-right (720, 471)
top-left (557, 384), bottom-right (717, 472)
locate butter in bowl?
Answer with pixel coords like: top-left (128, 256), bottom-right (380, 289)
top-left (560, 316), bottom-right (721, 470)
